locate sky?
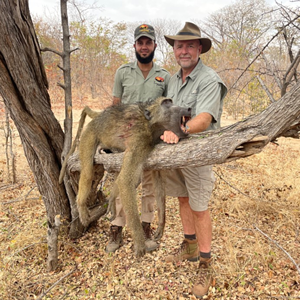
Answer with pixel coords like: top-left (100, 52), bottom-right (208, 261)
top-left (28, 0), bottom-right (296, 24)
top-left (28, 0), bottom-right (232, 22)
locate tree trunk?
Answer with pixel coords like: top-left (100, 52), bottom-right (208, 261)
top-left (0, 0), bottom-right (73, 270)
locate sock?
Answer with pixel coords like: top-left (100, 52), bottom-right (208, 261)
top-left (200, 251), bottom-right (211, 259)
top-left (184, 234), bottom-right (197, 240)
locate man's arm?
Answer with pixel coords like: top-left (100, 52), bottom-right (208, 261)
top-left (160, 112), bottom-right (212, 144)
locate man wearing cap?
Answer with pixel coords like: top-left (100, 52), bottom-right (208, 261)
top-left (161, 22), bottom-right (227, 298)
top-left (106, 24), bottom-right (170, 254)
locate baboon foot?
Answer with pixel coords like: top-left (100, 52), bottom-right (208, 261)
top-left (78, 205), bottom-right (90, 227)
top-left (154, 225), bottom-right (165, 241)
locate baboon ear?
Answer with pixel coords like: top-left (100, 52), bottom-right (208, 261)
top-left (144, 109), bottom-right (152, 120)
top-left (161, 98), bottom-right (173, 108)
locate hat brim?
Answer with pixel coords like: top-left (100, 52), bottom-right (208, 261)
top-left (135, 33), bottom-right (155, 41)
top-left (164, 35), bottom-right (212, 54)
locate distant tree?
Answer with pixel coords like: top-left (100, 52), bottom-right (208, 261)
top-left (199, 0), bottom-right (300, 119)
top-left (70, 19), bottom-right (128, 102)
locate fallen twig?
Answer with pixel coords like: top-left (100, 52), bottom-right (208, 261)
top-left (254, 224), bottom-right (300, 275)
top-left (214, 170), bottom-right (257, 200)
top-left (0, 183), bottom-right (22, 191)
top-left (9, 242), bottom-right (47, 258)
top-left (1, 185), bottom-right (39, 204)
top-left (36, 267), bottom-right (76, 300)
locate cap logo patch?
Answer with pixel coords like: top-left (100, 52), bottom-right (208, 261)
top-left (139, 24), bottom-right (149, 33)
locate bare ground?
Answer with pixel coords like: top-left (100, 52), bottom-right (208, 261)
top-left (0, 105), bottom-right (300, 299)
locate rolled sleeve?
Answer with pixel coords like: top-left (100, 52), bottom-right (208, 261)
top-left (195, 81), bottom-right (222, 123)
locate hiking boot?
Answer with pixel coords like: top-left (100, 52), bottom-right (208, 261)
top-left (142, 222), bottom-right (159, 252)
top-left (105, 225), bottom-right (123, 253)
top-left (165, 238), bottom-right (199, 263)
top-left (192, 257), bottom-right (213, 298)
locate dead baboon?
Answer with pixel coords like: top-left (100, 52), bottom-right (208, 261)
top-left (60, 97), bottom-right (191, 257)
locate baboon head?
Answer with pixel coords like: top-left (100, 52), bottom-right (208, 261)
top-left (144, 97), bottom-right (191, 140)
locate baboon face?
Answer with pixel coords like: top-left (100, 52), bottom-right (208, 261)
top-left (145, 97), bottom-right (191, 138)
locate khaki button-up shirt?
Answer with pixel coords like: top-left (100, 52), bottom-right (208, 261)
top-left (113, 61), bottom-right (171, 104)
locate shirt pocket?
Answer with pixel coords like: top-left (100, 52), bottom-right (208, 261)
top-left (122, 85), bottom-right (138, 103)
top-left (152, 82), bottom-right (166, 97)
top-left (184, 92), bottom-right (198, 116)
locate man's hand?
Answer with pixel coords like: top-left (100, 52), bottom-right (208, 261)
top-left (160, 130), bottom-right (180, 144)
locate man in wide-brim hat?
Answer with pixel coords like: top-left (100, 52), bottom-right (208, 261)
top-left (160, 22), bottom-right (227, 298)
top-left (164, 22), bottom-right (212, 54)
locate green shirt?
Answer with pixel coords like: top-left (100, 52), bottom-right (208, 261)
top-left (167, 59), bottom-right (227, 131)
top-left (113, 61), bottom-right (171, 104)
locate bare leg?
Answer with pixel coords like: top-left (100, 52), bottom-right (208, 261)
top-left (178, 197), bottom-right (212, 253)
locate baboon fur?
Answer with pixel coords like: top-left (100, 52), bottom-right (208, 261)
top-left (59, 97), bottom-right (191, 257)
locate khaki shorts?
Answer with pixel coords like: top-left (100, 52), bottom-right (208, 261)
top-left (163, 165), bottom-right (215, 212)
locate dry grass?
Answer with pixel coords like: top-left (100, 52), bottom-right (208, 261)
top-left (0, 106), bottom-right (300, 299)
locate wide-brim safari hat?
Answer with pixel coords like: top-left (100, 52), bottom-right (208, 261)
top-left (164, 22), bottom-right (212, 54)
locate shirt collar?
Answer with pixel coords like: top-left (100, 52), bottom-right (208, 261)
top-left (176, 58), bottom-right (203, 81)
top-left (133, 60), bottom-right (158, 70)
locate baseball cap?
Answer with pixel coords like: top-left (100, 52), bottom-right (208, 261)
top-left (134, 24), bottom-right (156, 41)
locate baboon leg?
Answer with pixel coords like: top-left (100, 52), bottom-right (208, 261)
top-left (117, 151), bottom-right (146, 257)
top-left (107, 172), bottom-right (142, 221)
top-left (152, 170), bottom-right (166, 241)
top-left (83, 106), bottom-right (101, 119)
top-left (77, 165), bottom-right (94, 227)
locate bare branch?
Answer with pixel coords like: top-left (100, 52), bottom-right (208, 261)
top-left (230, 14), bottom-right (300, 91)
top-left (40, 47), bottom-right (63, 57)
top-left (256, 75), bottom-right (276, 103)
top-left (36, 267), bottom-right (76, 300)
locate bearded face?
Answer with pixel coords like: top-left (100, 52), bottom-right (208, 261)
top-left (134, 36), bottom-right (156, 64)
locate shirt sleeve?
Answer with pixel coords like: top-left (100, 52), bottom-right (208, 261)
top-left (112, 68), bottom-right (123, 98)
top-left (162, 72), bottom-right (171, 97)
top-left (195, 81), bottom-right (222, 123)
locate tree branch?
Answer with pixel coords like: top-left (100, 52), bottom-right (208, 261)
top-left (66, 82), bottom-right (300, 174)
top-left (40, 47), bottom-right (63, 57)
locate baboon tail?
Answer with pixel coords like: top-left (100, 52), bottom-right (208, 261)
top-left (59, 106), bottom-right (97, 184)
